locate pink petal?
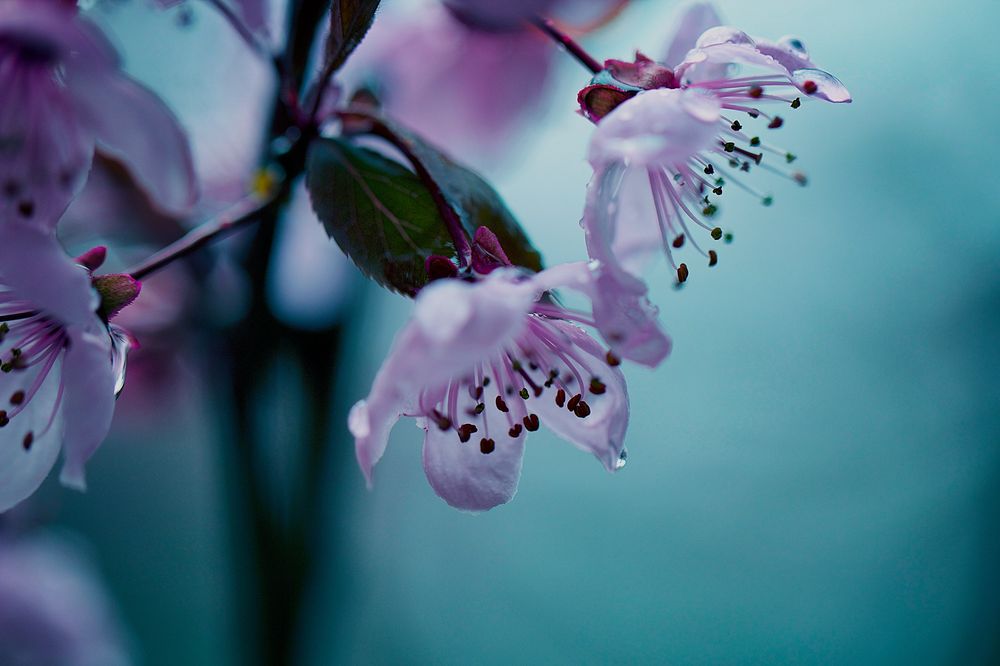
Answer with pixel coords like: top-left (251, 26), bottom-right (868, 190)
top-left (70, 73), bottom-right (198, 216)
top-left (663, 2), bottom-right (724, 68)
top-left (58, 326), bottom-right (116, 491)
top-left (421, 404), bottom-right (526, 511)
top-left (588, 88), bottom-right (720, 168)
top-left (791, 68), bottom-right (852, 103)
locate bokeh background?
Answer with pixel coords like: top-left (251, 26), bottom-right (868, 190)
top-left (36, 0), bottom-right (1000, 663)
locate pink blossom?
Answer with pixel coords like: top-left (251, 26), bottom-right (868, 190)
top-left (0, 0), bottom-right (197, 229)
top-left (340, 1), bottom-right (553, 163)
top-left (0, 532), bottom-right (131, 666)
top-left (348, 245), bottom-right (668, 511)
top-left (0, 224), bottom-right (132, 512)
top-left (579, 3), bottom-right (850, 282)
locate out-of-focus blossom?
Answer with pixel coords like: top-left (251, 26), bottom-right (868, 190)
top-left (0, 0), bottom-right (197, 229)
top-left (0, 225), bottom-right (133, 512)
top-left (443, 0), bottom-right (560, 28)
top-left (0, 532), bottom-right (131, 666)
top-left (349, 229), bottom-right (668, 511)
top-left (341, 1), bottom-right (552, 162)
top-left (579, 3), bottom-right (850, 283)
top-left (152, 0), bottom-right (270, 39)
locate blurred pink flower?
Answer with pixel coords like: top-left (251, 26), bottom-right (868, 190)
top-left (580, 3), bottom-right (850, 283)
top-left (0, 532), bottom-right (131, 666)
top-left (0, 224), bottom-right (131, 512)
top-left (341, 1), bottom-right (552, 163)
top-left (0, 0), bottom-right (197, 229)
top-left (349, 233), bottom-right (668, 511)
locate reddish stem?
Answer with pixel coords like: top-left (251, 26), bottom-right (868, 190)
top-left (531, 16), bottom-right (602, 74)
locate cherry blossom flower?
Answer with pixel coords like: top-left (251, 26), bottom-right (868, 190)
top-left (0, 0), bottom-right (197, 229)
top-left (340, 1), bottom-right (554, 163)
top-left (579, 3), bottom-right (850, 283)
top-left (0, 532), bottom-right (131, 666)
top-left (349, 231), bottom-right (668, 511)
top-left (0, 225), bottom-right (134, 512)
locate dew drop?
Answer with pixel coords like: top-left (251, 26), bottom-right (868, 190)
top-left (615, 447), bottom-right (628, 470)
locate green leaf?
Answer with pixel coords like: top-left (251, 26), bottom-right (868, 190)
top-left (306, 137), bottom-right (454, 295)
top-left (365, 117), bottom-right (545, 272)
top-left (325, 0), bottom-right (381, 75)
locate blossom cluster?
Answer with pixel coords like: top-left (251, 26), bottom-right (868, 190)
top-left (0, 0), bottom-right (850, 517)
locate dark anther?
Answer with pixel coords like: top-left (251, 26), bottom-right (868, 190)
top-left (802, 80), bottom-right (818, 94)
top-left (750, 136), bottom-right (761, 146)
top-left (523, 414), bottom-right (540, 432)
top-left (519, 388), bottom-right (530, 400)
top-left (785, 152), bottom-right (797, 163)
top-left (762, 195), bottom-right (774, 206)
top-left (730, 120), bottom-right (742, 131)
top-left (457, 424), bottom-right (478, 443)
top-left (672, 234), bottom-right (685, 249)
top-left (474, 385), bottom-right (483, 400)
top-left (748, 86), bottom-right (764, 98)
top-left (506, 385), bottom-right (515, 396)
top-left (724, 232), bottom-right (734, 243)
top-left (711, 227), bottom-right (723, 240)
top-left (567, 394), bottom-right (581, 412)
top-left (712, 186), bottom-right (723, 196)
top-left (495, 396), bottom-right (509, 413)
top-left (480, 438), bottom-right (495, 454)
top-left (702, 204), bottom-right (717, 217)
top-left (511, 360), bottom-right (523, 372)
top-left (703, 164), bottom-right (714, 175)
top-left (606, 351), bottom-right (621, 367)
top-left (793, 172), bottom-right (809, 186)
top-left (768, 116), bottom-right (784, 129)
top-left (17, 200), bottom-right (34, 218)
top-left (22, 431), bottom-right (33, 451)
top-left (483, 376), bottom-right (491, 386)
top-left (528, 362), bottom-right (538, 371)
top-left (677, 263), bottom-right (689, 283)
top-left (9, 390), bottom-right (24, 406)
top-left (573, 401), bottom-right (592, 418)
top-left (790, 97), bottom-right (802, 109)
top-left (589, 378), bottom-right (606, 395)
top-left (723, 142), bottom-right (735, 152)
top-left (555, 389), bottom-right (566, 407)
top-left (747, 109), bottom-right (760, 118)
top-left (431, 410), bottom-right (452, 431)
top-left (473, 403), bottom-right (485, 415)
top-left (508, 424), bottom-right (523, 438)
top-left (740, 161), bottom-right (750, 172)
top-left (0, 410), bottom-right (7, 427)
top-left (708, 250), bottom-right (719, 267)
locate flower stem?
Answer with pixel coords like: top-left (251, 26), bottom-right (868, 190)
top-left (127, 194), bottom-right (274, 281)
top-left (531, 17), bottom-right (602, 74)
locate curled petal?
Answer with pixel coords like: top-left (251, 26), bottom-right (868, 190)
top-left (791, 68), bottom-right (852, 103)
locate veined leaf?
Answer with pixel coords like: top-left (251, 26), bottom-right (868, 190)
top-left (325, 0), bottom-right (381, 74)
top-left (306, 137), bottom-right (453, 295)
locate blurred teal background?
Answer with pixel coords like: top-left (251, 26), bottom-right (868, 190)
top-left (42, 0), bottom-right (1000, 663)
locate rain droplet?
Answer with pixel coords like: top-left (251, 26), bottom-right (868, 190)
top-left (615, 447), bottom-right (628, 470)
top-left (109, 325), bottom-right (133, 398)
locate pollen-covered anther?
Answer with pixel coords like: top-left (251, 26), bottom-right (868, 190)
top-left (457, 423), bottom-right (478, 443)
top-left (711, 227), bottom-right (723, 240)
top-left (518, 387), bottom-right (530, 400)
top-left (508, 424), bottom-right (522, 438)
top-left (566, 393), bottom-right (582, 412)
top-left (495, 396), bottom-right (509, 413)
top-left (479, 438), bottom-right (495, 454)
top-left (708, 250), bottom-right (718, 267)
top-left (605, 351), bottom-right (621, 367)
top-left (672, 234), bottom-right (685, 248)
top-left (573, 401), bottom-right (592, 418)
top-left (555, 389), bottom-right (566, 407)
top-left (677, 263), bottom-right (689, 283)
top-left (731, 120), bottom-right (742, 131)
top-left (522, 414), bottom-right (540, 432)
top-left (790, 97), bottom-right (801, 109)
top-left (589, 378), bottom-right (606, 395)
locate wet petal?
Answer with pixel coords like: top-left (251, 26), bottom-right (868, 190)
top-left (753, 35), bottom-right (814, 73)
top-left (70, 73), bottom-right (198, 216)
top-left (588, 88), bottom-right (720, 168)
top-left (792, 68), bottom-right (852, 103)
top-left (57, 326), bottom-right (116, 491)
top-left (421, 403), bottom-right (525, 511)
top-left (528, 320), bottom-right (628, 471)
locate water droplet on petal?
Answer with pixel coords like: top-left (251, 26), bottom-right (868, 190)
top-left (615, 447), bottom-right (628, 470)
top-left (109, 325), bottom-right (134, 398)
